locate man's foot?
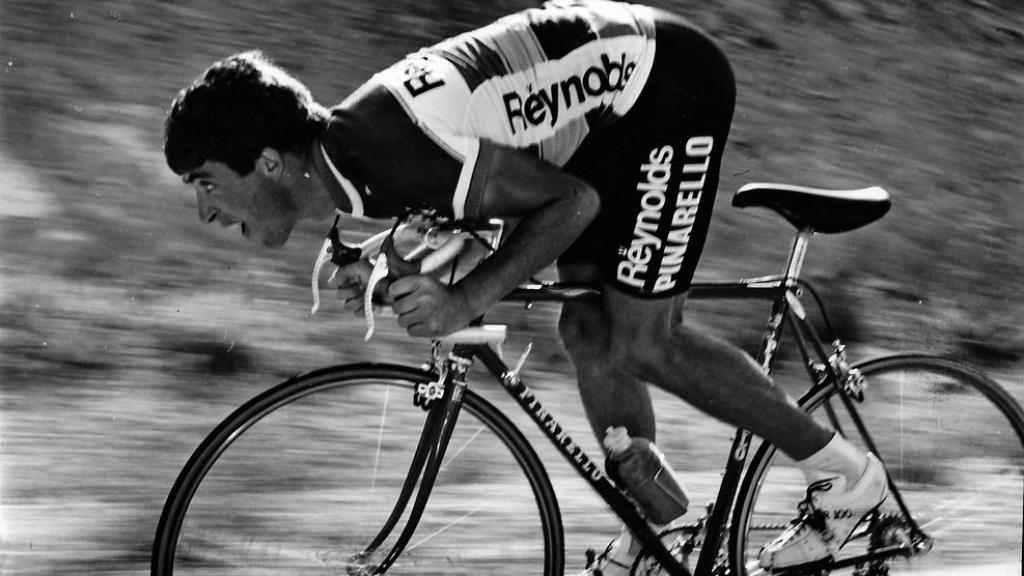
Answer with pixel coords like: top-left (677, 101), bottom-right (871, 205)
top-left (758, 453), bottom-right (888, 571)
top-left (576, 524), bottom-right (688, 576)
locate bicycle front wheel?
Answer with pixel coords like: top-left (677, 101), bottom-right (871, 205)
top-left (152, 363), bottom-right (563, 575)
top-left (732, 354), bottom-right (1024, 575)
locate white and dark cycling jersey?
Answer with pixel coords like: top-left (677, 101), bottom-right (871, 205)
top-left (311, 0), bottom-right (735, 297)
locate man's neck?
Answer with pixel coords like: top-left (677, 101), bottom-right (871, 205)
top-left (307, 138), bottom-right (364, 217)
top-left (285, 149), bottom-right (338, 221)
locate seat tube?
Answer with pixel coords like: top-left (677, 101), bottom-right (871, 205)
top-left (696, 234), bottom-right (814, 573)
top-left (784, 230), bottom-right (812, 282)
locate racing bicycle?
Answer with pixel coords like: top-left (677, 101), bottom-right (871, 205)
top-left (152, 182), bottom-right (1024, 575)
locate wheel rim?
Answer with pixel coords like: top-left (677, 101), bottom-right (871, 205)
top-left (154, 368), bottom-right (560, 575)
top-left (733, 356), bottom-right (1024, 575)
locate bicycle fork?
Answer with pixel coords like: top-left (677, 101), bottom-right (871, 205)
top-left (353, 352), bottom-right (473, 575)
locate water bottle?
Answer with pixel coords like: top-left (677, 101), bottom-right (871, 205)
top-left (604, 426), bottom-right (689, 525)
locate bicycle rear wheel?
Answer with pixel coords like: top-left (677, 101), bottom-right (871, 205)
top-left (152, 363), bottom-right (563, 575)
top-left (732, 354), bottom-right (1024, 575)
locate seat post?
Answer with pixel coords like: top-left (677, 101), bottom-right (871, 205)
top-left (783, 230), bottom-right (813, 283)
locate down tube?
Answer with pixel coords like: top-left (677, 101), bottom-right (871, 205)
top-left (474, 345), bottom-right (691, 576)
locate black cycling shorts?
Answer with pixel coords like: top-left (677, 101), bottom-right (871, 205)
top-left (559, 12), bottom-right (735, 298)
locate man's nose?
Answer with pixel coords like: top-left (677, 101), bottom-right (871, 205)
top-left (196, 191), bottom-right (217, 223)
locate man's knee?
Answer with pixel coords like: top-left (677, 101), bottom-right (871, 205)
top-left (606, 330), bottom-right (669, 382)
top-left (557, 302), bottom-right (607, 354)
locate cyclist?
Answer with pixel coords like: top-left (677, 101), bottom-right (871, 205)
top-left (163, 1), bottom-right (887, 573)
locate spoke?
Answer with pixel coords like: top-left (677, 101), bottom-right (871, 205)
top-left (439, 426), bottom-right (485, 471)
top-left (918, 472), bottom-right (1009, 535)
top-left (899, 374), bottom-right (906, 473)
top-left (370, 384), bottom-right (393, 515)
top-left (409, 425), bottom-right (499, 554)
top-left (405, 500), bottom-right (488, 552)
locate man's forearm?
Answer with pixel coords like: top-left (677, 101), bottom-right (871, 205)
top-left (454, 187), bottom-right (600, 318)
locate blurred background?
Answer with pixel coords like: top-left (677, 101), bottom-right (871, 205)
top-left (0, 0), bottom-right (1021, 574)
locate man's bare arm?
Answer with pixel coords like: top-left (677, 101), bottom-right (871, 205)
top-left (452, 145), bottom-right (601, 319)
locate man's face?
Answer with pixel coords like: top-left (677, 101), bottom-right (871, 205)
top-left (184, 159), bottom-right (298, 248)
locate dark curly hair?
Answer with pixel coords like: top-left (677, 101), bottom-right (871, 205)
top-left (164, 51), bottom-right (328, 176)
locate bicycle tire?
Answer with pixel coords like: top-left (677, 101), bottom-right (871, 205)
top-left (730, 354), bottom-right (1024, 575)
top-left (151, 363), bottom-right (564, 575)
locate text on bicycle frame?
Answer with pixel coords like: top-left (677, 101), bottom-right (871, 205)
top-left (504, 376), bottom-right (605, 483)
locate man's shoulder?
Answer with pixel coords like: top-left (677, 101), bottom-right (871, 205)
top-left (323, 80), bottom-right (423, 162)
top-left (330, 80), bottom-right (405, 132)
top-left (320, 77), bottom-right (468, 220)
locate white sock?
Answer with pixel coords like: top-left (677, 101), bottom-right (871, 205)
top-left (795, 432), bottom-right (868, 486)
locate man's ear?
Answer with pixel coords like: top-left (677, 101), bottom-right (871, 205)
top-left (257, 148), bottom-right (284, 178)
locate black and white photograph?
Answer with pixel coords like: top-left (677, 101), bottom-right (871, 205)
top-left (1, 1), bottom-right (1021, 574)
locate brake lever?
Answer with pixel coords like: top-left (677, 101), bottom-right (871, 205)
top-left (328, 221), bottom-right (363, 266)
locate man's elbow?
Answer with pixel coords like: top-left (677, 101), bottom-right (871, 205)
top-left (572, 183), bottom-right (601, 227)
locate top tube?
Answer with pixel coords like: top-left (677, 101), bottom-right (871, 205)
top-left (503, 276), bottom-right (789, 304)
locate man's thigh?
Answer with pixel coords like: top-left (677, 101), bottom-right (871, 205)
top-left (556, 262), bottom-right (686, 337)
top-left (556, 261), bottom-right (602, 285)
top-left (556, 262), bottom-right (606, 344)
top-left (602, 284), bottom-right (686, 343)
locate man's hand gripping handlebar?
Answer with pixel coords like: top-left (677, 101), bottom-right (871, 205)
top-left (313, 215), bottom-right (506, 345)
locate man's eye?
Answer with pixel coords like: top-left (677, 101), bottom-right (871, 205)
top-left (201, 182), bottom-right (216, 193)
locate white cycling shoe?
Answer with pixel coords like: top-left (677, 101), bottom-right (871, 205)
top-left (577, 523), bottom-right (688, 576)
top-left (758, 453), bottom-right (888, 571)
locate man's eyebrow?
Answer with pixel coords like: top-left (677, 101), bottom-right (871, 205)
top-left (183, 170), bottom-right (211, 184)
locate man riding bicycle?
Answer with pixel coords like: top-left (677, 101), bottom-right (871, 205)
top-left (163, 1), bottom-right (887, 573)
